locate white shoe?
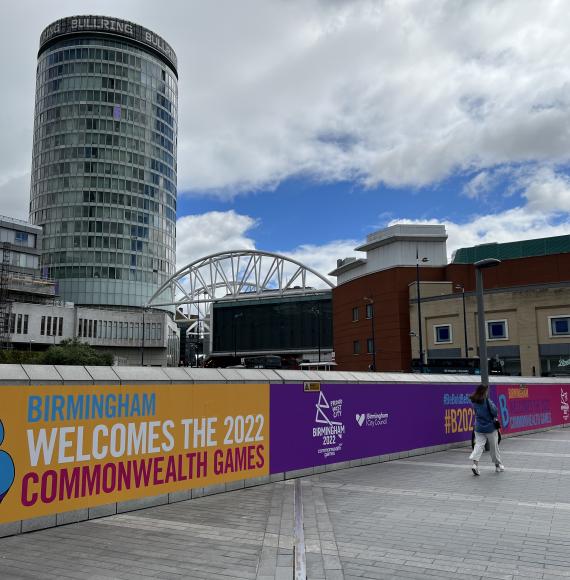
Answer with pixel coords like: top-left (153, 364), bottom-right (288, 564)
top-left (495, 463), bottom-right (505, 473)
top-left (472, 464), bottom-right (480, 476)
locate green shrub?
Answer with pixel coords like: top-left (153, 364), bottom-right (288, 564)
top-left (0, 349), bottom-right (44, 365)
top-left (42, 339), bottom-right (114, 366)
top-left (0, 339), bottom-right (113, 366)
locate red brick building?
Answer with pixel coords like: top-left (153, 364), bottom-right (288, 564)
top-left (330, 225), bottom-right (570, 374)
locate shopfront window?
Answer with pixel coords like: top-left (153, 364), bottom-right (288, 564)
top-left (541, 355), bottom-right (570, 377)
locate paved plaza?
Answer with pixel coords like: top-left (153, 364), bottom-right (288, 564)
top-left (0, 428), bottom-right (569, 579)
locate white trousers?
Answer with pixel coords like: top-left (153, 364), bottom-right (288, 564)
top-left (469, 430), bottom-right (502, 464)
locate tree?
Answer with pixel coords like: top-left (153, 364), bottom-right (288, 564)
top-left (41, 339), bottom-right (114, 366)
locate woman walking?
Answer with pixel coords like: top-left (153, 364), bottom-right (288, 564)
top-left (469, 385), bottom-right (505, 475)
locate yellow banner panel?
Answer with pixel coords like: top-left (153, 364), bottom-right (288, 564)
top-left (0, 383), bottom-right (269, 524)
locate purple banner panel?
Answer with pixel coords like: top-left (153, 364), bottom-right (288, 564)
top-left (270, 382), bottom-right (478, 474)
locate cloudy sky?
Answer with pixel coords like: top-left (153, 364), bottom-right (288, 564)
top-left (2, 0), bottom-right (570, 279)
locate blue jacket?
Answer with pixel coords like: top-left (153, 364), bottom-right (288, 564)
top-left (472, 398), bottom-right (498, 433)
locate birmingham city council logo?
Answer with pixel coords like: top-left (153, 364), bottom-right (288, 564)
top-left (355, 412), bottom-right (389, 427)
top-left (0, 419), bottom-right (15, 503)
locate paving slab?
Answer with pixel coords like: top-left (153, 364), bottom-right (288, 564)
top-left (0, 428), bottom-right (569, 579)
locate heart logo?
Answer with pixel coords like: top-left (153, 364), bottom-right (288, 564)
top-left (356, 413), bottom-right (365, 426)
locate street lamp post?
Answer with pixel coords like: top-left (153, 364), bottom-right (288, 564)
top-left (363, 297), bottom-right (376, 371)
top-left (52, 298), bottom-right (57, 345)
top-left (233, 312), bottom-right (243, 359)
top-left (474, 259), bottom-right (501, 387)
top-left (140, 306), bottom-right (147, 366)
top-left (416, 253), bottom-right (429, 372)
top-left (196, 294), bottom-right (201, 368)
top-left (455, 283), bottom-right (468, 357)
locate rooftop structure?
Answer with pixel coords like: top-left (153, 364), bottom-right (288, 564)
top-left (330, 223), bottom-right (448, 284)
top-left (453, 234), bottom-right (570, 263)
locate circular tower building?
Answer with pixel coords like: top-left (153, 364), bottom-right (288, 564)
top-left (30, 16), bottom-right (177, 307)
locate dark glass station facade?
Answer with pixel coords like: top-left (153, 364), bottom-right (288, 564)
top-left (212, 295), bottom-right (333, 356)
top-left (29, 16), bottom-right (178, 307)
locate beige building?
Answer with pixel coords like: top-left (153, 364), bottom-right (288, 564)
top-left (410, 281), bottom-right (570, 377)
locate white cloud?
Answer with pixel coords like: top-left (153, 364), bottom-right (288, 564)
top-left (2, 0), bottom-right (570, 273)
top-left (443, 210), bottom-right (569, 259)
top-left (463, 171), bottom-right (494, 200)
top-left (176, 207), bottom-right (356, 287)
top-left (281, 239), bottom-right (361, 287)
top-left (4, 0), bottom-right (570, 204)
top-left (519, 167), bottom-right (570, 212)
top-left (176, 211), bottom-right (258, 270)
top-left (391, 166), bottom-right (570, 259)
top-left (0, 173), bottom-right (30, 220)
top-left (391, 209), bottom-right (570, 261)
top-left (174, 0), bottom-right (570, 195)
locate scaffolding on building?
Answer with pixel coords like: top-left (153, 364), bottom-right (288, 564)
top-left (0, 243), bottom-right (13, 349)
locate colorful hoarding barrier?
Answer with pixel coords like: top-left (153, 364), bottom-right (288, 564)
top-left (1, 379), bottom-right (569, 528)
top-left (495, 384), bottom-right (570, 434)
top-left (0, 383), bottom-right (269, 524)
top-left (269, 383), bottom-right (477, 473)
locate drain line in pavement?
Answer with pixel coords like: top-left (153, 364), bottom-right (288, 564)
top-left (293, 479), bottom-right (307, 580)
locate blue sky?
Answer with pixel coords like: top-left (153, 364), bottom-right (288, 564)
top-left (179, 175), bottom-right (501, 251)
top-left (1, 0), bottom-right (570, 282)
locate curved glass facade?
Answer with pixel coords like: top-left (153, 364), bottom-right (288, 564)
top-left (29, 17), bottom-right (177, 307)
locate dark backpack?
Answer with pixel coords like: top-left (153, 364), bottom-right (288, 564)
top-left (470, 428), bottom-right (502, 450)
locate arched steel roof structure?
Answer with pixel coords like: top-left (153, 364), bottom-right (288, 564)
top-left (147, 250), bottom-right (335, 339)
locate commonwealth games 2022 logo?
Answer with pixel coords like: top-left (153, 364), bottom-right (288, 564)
top-left (0, 419), bottom-right (15, 503)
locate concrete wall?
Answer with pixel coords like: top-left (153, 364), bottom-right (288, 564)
top-left (8, 304), bottom-right (178, 366)
top-left (10, 302), bottom-right (75, 346)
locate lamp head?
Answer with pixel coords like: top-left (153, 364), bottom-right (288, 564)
top-left (474, 258), bottom-right (501, 270)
